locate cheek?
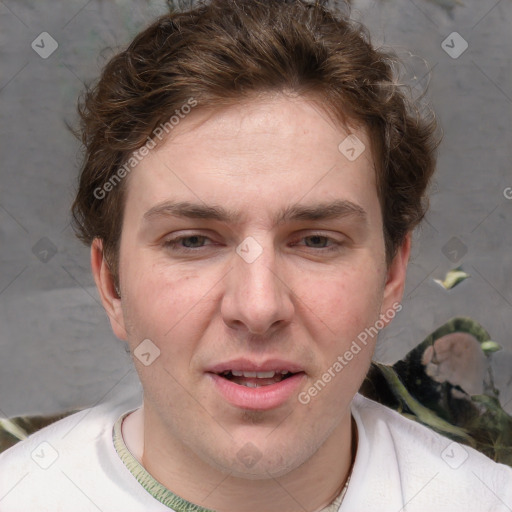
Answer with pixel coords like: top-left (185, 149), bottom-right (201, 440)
top-left (299, 272), bottom-right (382, 408)
top-left (300, 265), bottom-right (384, 337)
top-left (120, 268), bottom-right (209, 398)
top-left (121, 256), bottom-right (208, 343)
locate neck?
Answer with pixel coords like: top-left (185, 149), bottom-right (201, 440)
top-left (134, 402), bottom-right (356, 512)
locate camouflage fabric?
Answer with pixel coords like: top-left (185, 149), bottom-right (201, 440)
top-left (360, 317), bottom-right (512, 466)
top-left (2, 317), bottom-right (511, 467)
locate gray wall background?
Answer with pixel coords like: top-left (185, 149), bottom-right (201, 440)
top-left (0, 0), bottom-right (511, 418)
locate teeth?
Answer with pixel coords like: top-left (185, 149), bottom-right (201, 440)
top-left (256, 371), bottom-right (276, 378)
top-left (241, 382), bottom-right (260, 388)
top-left (230, 370), bottom-right (276, 378)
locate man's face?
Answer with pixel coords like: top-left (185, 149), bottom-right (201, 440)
top-left (102, 94), bottom-right (408, 478)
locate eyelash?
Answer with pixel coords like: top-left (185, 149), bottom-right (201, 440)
top-left (163, 233), bottom-right (343, 253)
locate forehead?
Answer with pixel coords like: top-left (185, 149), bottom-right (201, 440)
top-left (123, 94), bottom-right (380, 227)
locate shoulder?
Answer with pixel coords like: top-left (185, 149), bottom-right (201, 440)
top-left (346, 393), bottom-right (512, 511)
top-left (0, 396), bottom-right (153, 512)
top-left (0, 401), bottom-right (117, 466)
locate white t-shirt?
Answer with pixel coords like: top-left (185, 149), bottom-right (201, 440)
top-left (0, 393), bottom-right (510, 511)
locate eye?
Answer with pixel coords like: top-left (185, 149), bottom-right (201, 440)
top-left (304, 235), bottom-right (331, 248)
top-left (163, 234), bottom-right (214, 252)
top-left (291, 233), bottom-right (344, 253)
top-left (162, 232), bottom-right (344, 254)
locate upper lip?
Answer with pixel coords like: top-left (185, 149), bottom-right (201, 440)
top-left (207, 358), bottom-right (304, 374)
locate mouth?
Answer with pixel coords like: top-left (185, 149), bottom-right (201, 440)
top-left (207, 360), bottom-right (306, 410)
top-left (216, 370), bottom-right (298, 388)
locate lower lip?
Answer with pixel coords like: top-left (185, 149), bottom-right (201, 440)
top-left (208, 372), bottom-right (306, 410)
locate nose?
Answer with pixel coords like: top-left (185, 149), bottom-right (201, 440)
top-left (221, 237), bottom-right (295, 337)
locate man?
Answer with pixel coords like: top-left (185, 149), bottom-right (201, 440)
top-left (0, 0), bottom-right (510, 510)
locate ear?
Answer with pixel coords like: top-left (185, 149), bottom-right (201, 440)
top-left (90, 238), bottom-right (128, 341)
top-left (379, 232), bottom-right (411, 326)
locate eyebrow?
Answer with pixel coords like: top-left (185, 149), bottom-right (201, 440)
top-left (143, 199), bottom-right (367, 226)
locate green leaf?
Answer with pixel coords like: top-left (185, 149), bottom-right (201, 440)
top-left (480, 340), bottom-right (502, 354)
top-left (0, 418), bottom-right (28, 442)
top-left (375, 362), bottom-right (471, 440)
top-left (434, 267), bottom-right (470, 290)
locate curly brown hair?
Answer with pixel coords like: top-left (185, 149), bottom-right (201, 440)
top-left (71, 0), bottom-right (440, 288)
